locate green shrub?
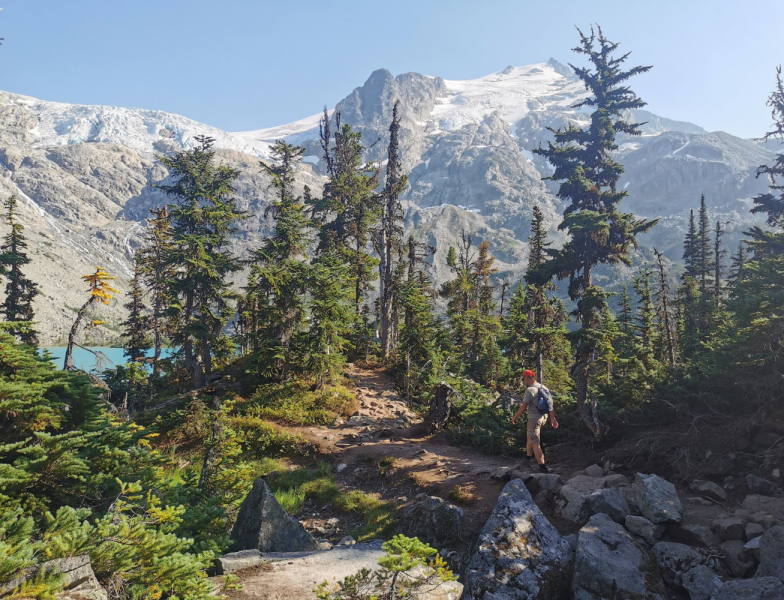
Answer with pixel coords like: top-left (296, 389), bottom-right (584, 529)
top-left (315, 535), bottom-right (456, 599)
top-left (247, 382), bottom-right (357, 426)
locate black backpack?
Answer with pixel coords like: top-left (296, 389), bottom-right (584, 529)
top-left (535, 384), bottom-right (553, 415)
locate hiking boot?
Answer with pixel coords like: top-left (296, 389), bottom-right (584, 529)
top-left (539, 464), bottom-right (550, 473)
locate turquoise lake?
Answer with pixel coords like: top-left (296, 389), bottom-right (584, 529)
top-left (43, 347), bottom-right (175, 372)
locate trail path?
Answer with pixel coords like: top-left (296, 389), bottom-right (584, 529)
top-left (285, 364), bottom-right (591, 542)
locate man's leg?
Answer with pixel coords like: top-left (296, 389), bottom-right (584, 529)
top-left (531, 442), bottom-right (545, 465)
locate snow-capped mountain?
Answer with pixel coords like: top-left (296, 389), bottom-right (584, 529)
top-left (0, 59), bottom-right (775, 344)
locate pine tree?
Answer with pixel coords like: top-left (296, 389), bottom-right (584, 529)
top-left (531, 26), bottom-right (655, 437)
top-left (137, 206), bottom-right (174, 377)
top-left (0, 196), bottom-right (39, 344)
top-left (653, 248), bottom-right (677, 369)
top-left (311, 110), bottom-right (381, 319)
top-left (378, 101), bottom-right (408, 359)
top-left (63, 267), bottom-right (119, 370)
top-left (245, 140), bottom-right (312, 379)
top-left (633, 264), bottom-right (658, 364)
top-left (713, 220), bottom-right (727, 309)
top-left (398, 236), bottom-right (440, 401)
top-left (682, 209), bottom-right (698, 278)
top-left (305, 252), bottom-right (356, 386)
top-left (696, 196), bottom-right (714, 296)
top-left (521, 204), bottom-right (566, 382)
top-left (441, 232), bottom-right (475, 356)
top-left (121, 259), bottom-right (151, 362)
top-left (725, 66), bottom-right (784, 388)
top-left (159, 136), bottom-right (245, 388)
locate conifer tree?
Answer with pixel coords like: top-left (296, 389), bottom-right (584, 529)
top-left (398, 236), bottom-right (440, 401)
top-left (306, 252), bottom-right (356, 386)
top-left (441, 232), bottom-right (475, 355)
top-left (159, 136), bottom-right (245, 388)
top-left (682, 209), bottom-right (698, 277)
top-left (521, 205), bottom-right (566, 381)
top-left (713, 220), bottom-right (727, 309)
top-left (531, 26), bottom-right (655, 437)
top-left (311, 110), bottom-right (381, 318)
top-left (0, 196), bottom-right (39, 345)
top-left (696, 196), bottom-right (714, 295)
top-left (726, 66), bottom-right (784, 386)
top-left (378, 101), bottom-right (408, 359)
top-left (64, 267), bottom-right (119, 370)
top-left (121, 259), bottom-right (151, 362)
top-left (633, 264), bottom-right (658, 364)
top-left (137, 207), bottom-right (174, 376)
top-left (245, 140), bottom-right (312, 379)
top-left (653, 248), bottom-right (677, 369)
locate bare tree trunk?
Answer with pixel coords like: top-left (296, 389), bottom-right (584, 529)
top-left (64, 298), bottom-right (94, 370)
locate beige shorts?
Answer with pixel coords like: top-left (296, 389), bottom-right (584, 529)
top-left (527, 414), bottom-right (548, 445)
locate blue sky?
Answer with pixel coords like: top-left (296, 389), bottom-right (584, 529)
top-left (1, 1), bottom-right (781, 138)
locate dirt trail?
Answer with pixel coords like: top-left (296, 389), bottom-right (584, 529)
top-left (284, 364), bottom-right (593, 543)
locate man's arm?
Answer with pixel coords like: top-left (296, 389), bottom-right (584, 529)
top-left (549, 409), bottom-right (559, 429)
top-left (511, 402), bottom-right (528, 425)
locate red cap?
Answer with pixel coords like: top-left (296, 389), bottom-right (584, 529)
top-left (522, 370), bottom-right (536, 378)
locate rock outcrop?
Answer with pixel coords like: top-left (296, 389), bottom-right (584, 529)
top-left (230, 478), bottom-right (319, 553)
top-left (572, 513), bottom-right (667, 600)
top-left (463, 479), bottom-right (572, 599)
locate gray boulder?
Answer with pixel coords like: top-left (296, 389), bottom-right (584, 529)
top-left (714, 517), bottom-right (746, 541)
top-left (755, 525), bottom-right (784, 582)
top-left (572, 513), bottom-right (667, 600)
top-left (588, 487), bottom-right (631, 523)
top-left (214, 549), bottom-right (265, 574)
top-left (744, 535), bottom-right (762, 562)
top-left (400, 496), bottom-right (463, 548)
top-left (463, 479), bottom-right (572, 599)
top-left (746, 522), bottom-right (766, 541)
top-left (691, 479), bottom-right (728, 502)
top-left (683, 565), bottom-right (723, 600)
top-left (652, 541), bottom-right (705, 588)
top-left (230, 478), bottom-right (319, 553)
top-left (668, 522), bottom-right (720, 549)
top-left (715, 577), bottom-right (784, 600)
top-left (747, 475), bottom-right (779, 496)
top-left (565, 475), bottom-right (606, 494)
top-left (48, 556), bottom-right (107, 600)
top-left (0, 555), bottom-right (107, 600)
top-left (635, 473), bottom-right (683, 523)
top-left (554, 484), bottom-right (592, 525)
top-left (584, 464), bottom-right (604, 478)
top-left (602, 473), bottom-right (630, 488)
top-left (625, 515), bottom-right (665, 544)
top-left (720, 540), bottom-right (756, 578)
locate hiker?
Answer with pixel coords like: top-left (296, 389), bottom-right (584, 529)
top-left (511, 369), bottom-right (559, 472)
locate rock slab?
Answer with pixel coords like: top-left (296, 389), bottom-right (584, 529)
top-left (588, 487), bottom-right (630, 523)
top-left (230, 478), bottom-right (319, 553)
top-left (572, 513), bottom-right (667, 600)
top-left (214, 549), bottom-right (265, 575)
top-left (635, 473), bottom-right (683, 523)
top-left (463, 478), bottom-right (572, 599)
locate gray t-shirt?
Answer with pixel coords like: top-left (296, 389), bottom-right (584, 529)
top-left (523, 383), bottom-right (550, 418)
